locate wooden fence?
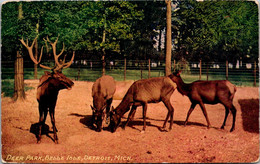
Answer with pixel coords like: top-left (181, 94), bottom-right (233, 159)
top-left (1, 58), bottom-right (259, 95)
top-left (69, 59), bottom-right (259, 87)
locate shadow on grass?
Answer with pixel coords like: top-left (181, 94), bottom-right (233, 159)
top-left (238, 99), bottom-right (259, 133)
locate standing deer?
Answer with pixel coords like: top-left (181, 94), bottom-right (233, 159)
top-left (169, 71), bottom-right (237, 132)
top-left (91, 75), bottom-right (116, 132)
top-left (20, 36), bottom-right (75, 143)
top-left (109, 76), bottom-right (177, 133)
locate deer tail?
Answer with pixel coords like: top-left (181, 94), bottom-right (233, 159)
top-left (229, 84), bottom-right (237, 100)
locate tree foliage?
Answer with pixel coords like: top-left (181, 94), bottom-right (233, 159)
top-left (1, 1), bottom-right (258, 63)
top-left (2, 1), bottom-right (145, 60)
top-left (173, 1), bottom-right (258, 62)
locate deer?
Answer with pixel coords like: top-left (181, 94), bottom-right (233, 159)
top-left (169, 70), bottom-right (237, 132)
top-left (91, 75), bottom-right (116, 132)
top-left (20, 36), bottom-right (75, 143)
top-left (109, 76), bottom-right (177, 133)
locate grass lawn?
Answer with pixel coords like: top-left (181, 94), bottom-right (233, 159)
top-left (1, 67), bottom-right (258, 98)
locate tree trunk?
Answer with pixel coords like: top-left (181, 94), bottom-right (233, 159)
top-left (34, 38), bottom-right (38, 79)
top-left (14, 51), bottom-right (25, 101)
top-left (34, 21), bottom-right (39, 79)
top-left (101, 27), bottom-right (106, 76)
top-left (124, 58), bottom-right (126, 81)
top-left (165, 0), bottom-right (172, 76)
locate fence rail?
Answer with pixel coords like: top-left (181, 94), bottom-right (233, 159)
top-left (1, 59), bottom-right (259, 87)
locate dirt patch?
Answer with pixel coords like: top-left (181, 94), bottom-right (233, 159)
top-left (239, 99), bottom-right (259, 133)
top-left (1, 80), bottom-right (259, 163)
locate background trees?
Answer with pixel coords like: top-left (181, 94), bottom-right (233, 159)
top-left (172, 1), bottom-right (258, 63)
top-left (1, 1), bottom-right (258, 64)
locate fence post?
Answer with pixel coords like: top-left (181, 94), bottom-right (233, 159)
top-left (206, 62), bottom-right (209, 81)
top-left (254, 61), bottom-right (256, 87)
top-left (124, 58), bottom-right (126, 81)
top-left (14, 51), bottom-right (25, 101)
top-left (173, 59), bottom-right (176, 72)
top-left (77, 67), bottom-right (81, 81)
top-left (90, 61), bottom-right (93, 70)
top-left (140, 61), bottom-right (143, 79)
top-left (226, 60), bottom-right (228, 80)
top-left (148, 59), bottom-right (151, 78)
top-left (199, 59), bottom-right (202, 80)
top-left (101, 56), bottom-right (105, 76)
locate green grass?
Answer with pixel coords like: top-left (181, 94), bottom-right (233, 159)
top-left (1, 79), bottom-right (34, 97)
top-left (1, 67), bottom-right (258, 97)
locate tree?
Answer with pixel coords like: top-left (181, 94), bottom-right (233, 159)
top-left (173, 1), bottom-right (258, 63)
top-left (165, 0), bottom-right (172, 76)
top-left (121, 1), bottom-right (165, 60)
top-left (14, 3), bottom-right (25, 101)
top-left (4, 1), bottom-right (257, 68)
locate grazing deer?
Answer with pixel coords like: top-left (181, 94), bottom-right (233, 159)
top-left (169, 71), bottom-right (237, 132)
top-left (20, 36), bottom-right (75, 143)
top-left (109, 76), bottom-right (177, 133)
top-left (91, 75), bottom-right (116, 132)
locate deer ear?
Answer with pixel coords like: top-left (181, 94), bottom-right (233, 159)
top-left (38, 72), bottom-right (52, 87)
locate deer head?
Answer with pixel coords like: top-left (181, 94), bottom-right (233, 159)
top-left (20, 35), bottom-right (75, 73)
top-left (109, 107), bottom-right (121, 133)
top-left (168, 70), bottom-right (182, 83)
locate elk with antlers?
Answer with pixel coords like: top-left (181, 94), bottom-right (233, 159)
top-left (20, 36), bottom-right (75, 143)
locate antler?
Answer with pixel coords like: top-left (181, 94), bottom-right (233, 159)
top-left (20, 36), bottom-right (52, 70)
top-left (20, 35), bottom-right (75, 72)
top-left (62, 51), bottom-right (75, 69)
top-left (46, 36), bottom-right (75, 72)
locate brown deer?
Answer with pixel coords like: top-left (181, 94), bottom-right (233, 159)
top-left (109, 76), bottom-right (177, 133)
top-left (169, 71), bottom-right (237, 132)
top-left (91, 75), bottom-right (116, 132)
top-left (20, 36), bottom-right (75, 143)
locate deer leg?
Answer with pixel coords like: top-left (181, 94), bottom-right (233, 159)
top-left (229, 105), bottom-right (237, 132)
top-left (37, 110), bottom-right (44, 143)
top-left (91, 112), bottom-right (96, 127)
top-left (49, 107), bottom-right (58, 144)
top-left (105, 98), bottom-right (113, 124)
top-left (37, 104), bottom-right (47, 143)
top-left (162, 99), bottom-right (174, 131)
top-left (142, 103), bottom-right (148, 131)
top-left (123, 105), bottom-right (137, 129)
top-left (199, 102), bottom-right (211, 128)
top-left (184, 103), bottom-right (197, 126)
top-left (221, 106), bottom-right (230, 129)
